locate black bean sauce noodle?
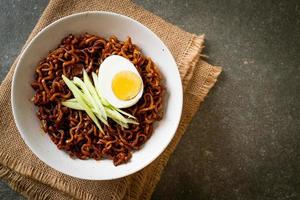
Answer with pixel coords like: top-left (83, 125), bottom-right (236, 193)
top-left (31, 34), bottom-right (164, 166)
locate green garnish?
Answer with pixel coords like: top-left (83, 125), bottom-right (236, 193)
top-left (62, 75), bottom-right (103, 132)
top-left (61, 70), bottom-right (138, 130)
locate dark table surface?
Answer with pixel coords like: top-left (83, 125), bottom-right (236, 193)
top-left (1, 0), bottom-right (300, 199)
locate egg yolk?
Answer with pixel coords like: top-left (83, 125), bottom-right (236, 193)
top-left (112, 71), bottom-right (142, 100)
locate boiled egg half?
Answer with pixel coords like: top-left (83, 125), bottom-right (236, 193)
top-left (98, 55), bottom-right (143, 108)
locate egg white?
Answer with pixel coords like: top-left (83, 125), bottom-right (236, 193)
top-left (98, 55), bottom-right (144, 108)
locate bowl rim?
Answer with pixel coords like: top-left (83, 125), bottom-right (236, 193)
top-left (11, 11), bottom-right (183, 180)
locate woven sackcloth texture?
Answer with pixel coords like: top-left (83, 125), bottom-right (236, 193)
top-left (0, 0), bottom-right (222, 199)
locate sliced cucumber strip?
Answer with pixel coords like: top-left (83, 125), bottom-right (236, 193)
top-left (83, 70), bottom-right (107, 120)
top-left (92, 72), bottom-right (110, 106)
top-left (73, 77), bottom-right (108, 125)
top-left (62, 75), bottom-right (103, 132)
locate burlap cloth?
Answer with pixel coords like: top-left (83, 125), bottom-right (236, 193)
top-left (0, 0), bottom-right (222, 199)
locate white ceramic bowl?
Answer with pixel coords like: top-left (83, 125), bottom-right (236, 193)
top-left (11, 11), bottom-right (182, 180)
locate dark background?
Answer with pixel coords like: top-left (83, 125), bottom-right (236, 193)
top-left (0, 0), bottom-right (300, 199)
